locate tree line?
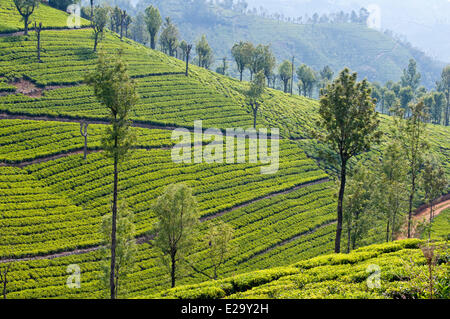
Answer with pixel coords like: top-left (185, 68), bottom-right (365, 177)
top-left (316, 69), bottom-right (448, 254)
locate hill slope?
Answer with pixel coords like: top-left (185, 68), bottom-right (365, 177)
top-left (0, 0), bottom-right (90, 33)
top-left (135, 0), bottom-right (444, 87)
top-left (0, 2), bottom-right (449, 299)
top-left (0, 1), bottom-right (338, 298)
top-left (147, 239), bottom-right (450, 299)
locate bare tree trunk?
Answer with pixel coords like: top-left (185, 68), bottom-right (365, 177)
top-left (37, 33), bottom-right (40, 62)
top-left (150, 35), bottom-right (156, 49)
top-left (407, 193), bottom-right (413, 238)
top-left (335, 159), bottom-right (347, 253)
top-left (171, 251), bottom-right (176, 288)
top-left (185, 45), bottom-right (192, 77)
top-left (347, 223), bottom-right (351, 253)
top-left (35, 22), bottom-right (42, 63)
top-left (84, 136), bottom-right (88, 159)
top-left (239, 71), bottom-right (243, 81)
top-left (252, 105), bottom-right (258, 129)
top-left (94, 32), bottom-right (98, 52)
top-left (185, 53), bottom-right (189, 76)
top-left (446, 91), bottom-right (449, 126)
top-left (290, 56), bottom-right (294, 95)
top-left (80, 122), bottom-right (88, 160)
top-left (110, 135), bottom-right (119, 299)
top-left (407, 175), bottom-right (416, 238)
top-left (24, 16), bottom-right (29, 36)
top-left (386, 220), bottom-right (390, 242)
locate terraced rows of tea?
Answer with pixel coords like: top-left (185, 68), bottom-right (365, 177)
top-left (1, 1), bottom-right (449, 300)
top-left (0, 28), bottom-right (253, 128)
top-left (149, 239), bottom-right (449, 299)
top-left (0, 117), bottom-right (331, 254)
top-left (1, 176), bottom-right (335, 299)
top-left (0, 120), bottom-right (335, 298)
top-left (0, 119), bottom-right (177, 163)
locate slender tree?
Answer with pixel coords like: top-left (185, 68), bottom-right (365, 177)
top-left (196, 35), bottom-right (213, 69)
top-left (92, 7), bottom-right (108, 52)
top-left (144, 6), bottom-right (162, 50)
top-left (34, 21), bottom-right (42, 63)
top-left (188, 221), bottom-right (234, 280)
top-left (90, 0), bottom-right (94, 20)
top-left (159, 17), bottom-right (179, 56)
top-left (290, 56), bottom-right (294, 95)
top-left (384, 90), bottom-right (398, 115)
top-left (279, 60), bottom-right (292, 93)
top-left (13, 0), bottom-right (39, 36)
top-left (231, 41), bottom-right (253, 81)
top-left (119, 9), bottom-right (129, 40)
top-left (319, 65), bottom-right (334, 91)
top-left (245, 71), bottom-right (266, 128)
top-left (123, 15), bottom-right (132, 39)
top-left (394, 101), bottom-right (429, 238)
top-left (206, 222), bottom-right (233, 280)
top-left (179, 40), bottom-right (188, 61)
top-left (153, 184), bottom-right (198, 288)
top-left (80, 122), bottom-right (89, 160)
top-left (185, 43), bottom-right (193, 76)
top-left (100, 202), bottom-right (137, 298)
top-left (261, 45), bottom-right (276, 84)
top-left (438, 65), bottom-right (450, 126)
top-left (221, 57), bottom-right (228, 75)
top-left (317, 68), bottom-right (381, 253)
top-left (343, 163), bottom-right (374, 252)
top-left (248, 44), bottom-right (265, 80)
top-left (401, 59), bottom-right (421, 93)
top-left (420, 156), bottom-right (447, 237)
top-left (297, 64), bottom-right (317, 97)
top-left (85, 50), bottom-right (138, 299)
top-left (399, 86), bottom-right (414, 117)
top-left (216, 57), bottom-right (228, 75)
top-left (111, 6), bottom-right (122, 33)
top-left (374, 141), bottom-right (408, 242)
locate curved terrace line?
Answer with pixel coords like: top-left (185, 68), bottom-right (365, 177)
top-left (0, 113), bottom-right (282, 139)
top-left (0, 178), bottom-right (331, 264)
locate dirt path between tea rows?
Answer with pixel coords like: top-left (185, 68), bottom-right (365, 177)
top-left (0, 113), bottom-right (282, 139)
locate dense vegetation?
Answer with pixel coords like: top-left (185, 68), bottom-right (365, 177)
top-left (148, 239), bottom-right (449, 299)
top-left (0, 1), bottom-right (448, 300)
top-left (133, 0), bottom-right (444, 87)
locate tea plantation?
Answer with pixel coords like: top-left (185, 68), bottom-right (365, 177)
top-left (0, 1), bottom-right (448, 299)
